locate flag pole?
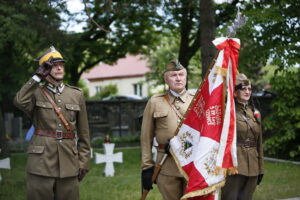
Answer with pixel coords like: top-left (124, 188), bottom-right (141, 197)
top-left (140, 9), bottom-right (248, 200)
top-left (174, 8), bottom-right (248, 136)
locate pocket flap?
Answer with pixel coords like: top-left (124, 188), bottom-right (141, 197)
top-left (36, 101), bottom-right (52, 109)
top-left (27, 145), bottom-right (45, 154)
top-left (153, 111), bottom-right (168, 118)
top-left (66, 104), bottom-right (80, 111)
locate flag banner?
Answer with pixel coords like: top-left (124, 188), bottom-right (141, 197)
top-left (170, 37), bottom-right (240, 200)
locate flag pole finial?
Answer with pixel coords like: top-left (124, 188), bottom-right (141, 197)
top-left (227, 7), bottom-right (248, 37)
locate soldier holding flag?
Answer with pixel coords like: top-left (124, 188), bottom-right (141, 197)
top-left (221, 73), bottom-right (264, 200)
top-left (140, 60), bottom-right (194, 200)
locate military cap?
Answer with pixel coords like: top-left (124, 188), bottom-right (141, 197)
top-left (37, 46), bottom-right (64, 66)
top-left (164, 59), bottom-right (185, 73)
top-left (235, 73), bottom-right (251, 90)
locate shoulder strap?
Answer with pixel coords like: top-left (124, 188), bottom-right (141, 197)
top-left (40, 88), bottom-right (71, 131)
top-left (163, 94), bottom-right (183, 120)
top-left (237, 111), bottom-right (256, 135)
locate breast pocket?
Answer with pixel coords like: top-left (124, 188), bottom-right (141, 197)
top-left (65, 104), bottom-right (80, 122)
top-left (154, 111), bottom-right (169, 129)
top-left (36, 101), bottom-right (53, 120)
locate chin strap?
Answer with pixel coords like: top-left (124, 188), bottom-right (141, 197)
top-left (45, 74), bottom-right (61, 87)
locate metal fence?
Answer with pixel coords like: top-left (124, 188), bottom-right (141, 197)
top-left (86, 95), bottom-right (275, 140)
top-left (86, 100), bottom-right (147, 140)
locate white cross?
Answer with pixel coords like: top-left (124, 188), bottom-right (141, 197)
top-left (0, 157), bottom-right (11, 184)
top-left (95, 143), bottom-right (123, 177)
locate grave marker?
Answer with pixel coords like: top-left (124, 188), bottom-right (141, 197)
top-left (95, 143), bottom-right (123, 177)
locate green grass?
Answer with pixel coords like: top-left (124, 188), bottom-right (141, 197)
top-left (1, 148), bottom-right (300, 200)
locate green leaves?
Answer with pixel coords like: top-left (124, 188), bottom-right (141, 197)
top-left (263, 69), bottom-right (300, 160)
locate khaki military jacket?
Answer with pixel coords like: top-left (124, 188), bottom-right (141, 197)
top-left (14, 78), bottom-right (90, 178)
top-left (235, 102), bottom-right (264, 176)
top-left (141, 90), bottom-right (194, 177)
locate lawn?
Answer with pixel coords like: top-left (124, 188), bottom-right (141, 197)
top-left (0, 147), bottom-right (299, 200)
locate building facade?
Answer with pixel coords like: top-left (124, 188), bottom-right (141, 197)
top-left (81, 54), bottom-right (151, 98)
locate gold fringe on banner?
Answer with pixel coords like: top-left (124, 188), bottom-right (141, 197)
top-left (215, 166), bottom-right (238, 176)
top-left (180, 180), bottom-right (225, 200)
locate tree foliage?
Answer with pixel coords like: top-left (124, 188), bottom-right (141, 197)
top-left (61, 0), bottom-right (163, 85)
top-left (228, 0), bottom-right (300, 82)
top-left (89, 84), bottom-right (118, 100)
top-left (263, 69), bottom-right (300, 160)
top-left (0, 0), bottom-right (65, 112)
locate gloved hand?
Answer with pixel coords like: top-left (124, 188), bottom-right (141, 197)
top-left (35, 56), bottom-right (53, 79)
top-left (257, 174), bottom-right (264, 185)
top-left (141, 167), bottom-right (154, 190)
top-left (164, 140), bottom-right (170, 155)
top-left (78, 168), bottom-right (88, 182)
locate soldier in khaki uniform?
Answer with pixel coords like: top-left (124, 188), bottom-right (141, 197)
top-left (140, 60), bottom-right (194, 200)
top-left (221, 73), bottom-right (264, 200)
top-left (14, 46), bottom-right (90, 200)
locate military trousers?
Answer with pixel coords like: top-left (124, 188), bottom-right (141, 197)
top-left (157, 173), bottom-right (186, 200)
top-left (26, 173), bottom-right (79, 200)
top-left (221, 174), bottom-right (258, 200)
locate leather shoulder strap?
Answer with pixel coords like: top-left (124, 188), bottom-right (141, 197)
top-left (163, 94), bottom-right (183, 120)
top-left (40, 88), bottom-right (71, 131)
top-left (237, 110), bottom-right (256, 135)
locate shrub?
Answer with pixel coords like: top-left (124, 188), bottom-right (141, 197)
top-left (263, 69), bottom-right (300, 160)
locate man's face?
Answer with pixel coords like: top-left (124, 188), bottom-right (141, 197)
top-left (234, 85), bottom-right (252, 103)
top-left (164, 69), bottom-right (187, 93)
top-left (50, 62), bottom-right (65, 80)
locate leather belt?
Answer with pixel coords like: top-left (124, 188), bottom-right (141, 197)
top-left (237, 138), bottom-right (256, 148)
top-left (36, 129), bottom-right (76, 139)
top-left (157, 144), bottom-right (166, 150)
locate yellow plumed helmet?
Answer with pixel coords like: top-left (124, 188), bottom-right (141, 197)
top-left (38, 46), bottom-right (64, 66)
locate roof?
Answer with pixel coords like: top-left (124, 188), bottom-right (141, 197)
top-left (81, 54), bottom-right (150, 81)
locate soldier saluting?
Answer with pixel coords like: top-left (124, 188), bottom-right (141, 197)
top-left (14, 46), bottom-right (91, 200)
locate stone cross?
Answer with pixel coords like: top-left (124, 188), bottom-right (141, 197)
top-left (0, 157), bottom-right (11, 184)
top-left (95, 143), bottom-right (123, 177)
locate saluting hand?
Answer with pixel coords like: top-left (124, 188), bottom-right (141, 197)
top-left (35, 56), bottom-right (53, 79)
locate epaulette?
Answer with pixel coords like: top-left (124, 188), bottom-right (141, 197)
top-left (152, 92), bottom-right (168, 98)
top-left (65, 84), bottom-right (82, 91)
top-left (188, 91), bottom-right (195, 96)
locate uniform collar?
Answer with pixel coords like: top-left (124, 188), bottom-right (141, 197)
top-left (168, 89), bottom-right (188, 103)
top-left (46, 83), bottom-right (65, 94)
top-left (236, 100), bottom-right (248, 109)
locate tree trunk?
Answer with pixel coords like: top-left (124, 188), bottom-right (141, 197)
top-left (200, 0), bottom-right (217, 78)
top-left (0, 107), bottom-right (9, 158)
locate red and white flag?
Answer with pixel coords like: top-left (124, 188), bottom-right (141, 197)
top-left (170, 37), bottom-right (240, 200)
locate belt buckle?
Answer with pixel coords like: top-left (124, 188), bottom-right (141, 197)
top-left (56, 130), bottom-right (63, 140)
top-left (245, 138), bottom-right (251, 148)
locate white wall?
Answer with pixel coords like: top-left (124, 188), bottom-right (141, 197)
top-left (84, 76), bottom-right (150, 98)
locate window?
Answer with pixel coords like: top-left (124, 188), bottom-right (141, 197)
top-left (133, 83), bottom-right (143, 96)
top-left (95, 86), bottom-right (101, 93)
